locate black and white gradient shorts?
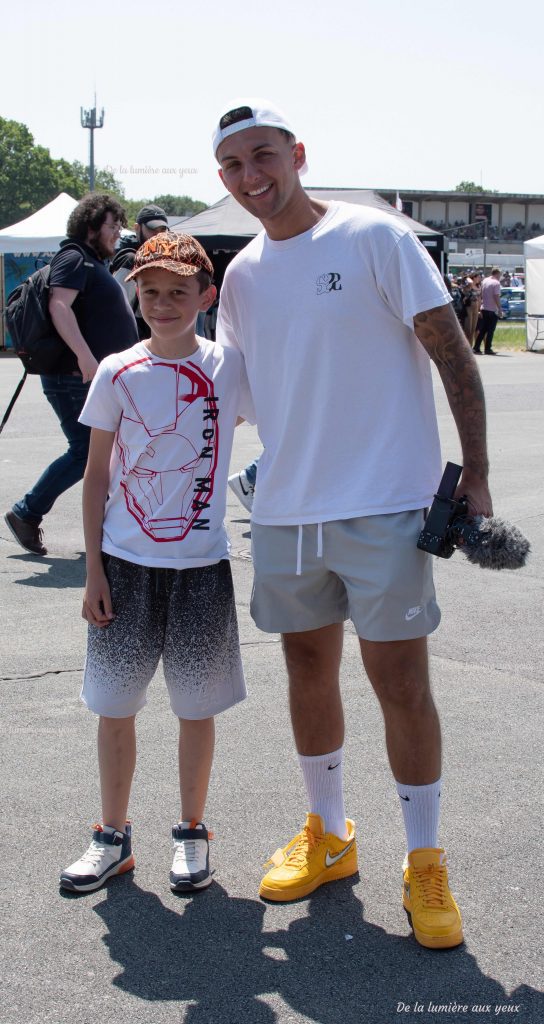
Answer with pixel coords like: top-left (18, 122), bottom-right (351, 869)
top-left (82, 556), bottom-right (246, 719)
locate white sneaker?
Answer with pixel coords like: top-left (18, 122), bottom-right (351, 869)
top-left (60, 823), bottom-right (134, 893)
top-left (228, 470), bottom-right (255, 513)
top-left (170, 821), bottom-right (212, 891)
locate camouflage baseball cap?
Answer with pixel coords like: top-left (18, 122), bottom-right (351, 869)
top-left (125, 231), bottom-right (213, 281)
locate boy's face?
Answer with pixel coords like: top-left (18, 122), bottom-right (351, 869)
top-left (217, 126), bottom-right (306, 225)
top-left (137, 268), bottom-right (215, 341)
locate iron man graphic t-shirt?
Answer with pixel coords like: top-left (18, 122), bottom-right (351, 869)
top-left (80, 339), bottom-right (255, 568)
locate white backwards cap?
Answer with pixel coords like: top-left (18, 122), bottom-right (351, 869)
top-left (212, 98), bottom-right (296, 157)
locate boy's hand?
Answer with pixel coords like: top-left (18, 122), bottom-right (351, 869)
top-left (82, 569), bottom-right (115, 627)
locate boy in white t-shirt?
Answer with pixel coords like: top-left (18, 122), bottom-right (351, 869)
top-left (60, 232), bottom-right (254, 894)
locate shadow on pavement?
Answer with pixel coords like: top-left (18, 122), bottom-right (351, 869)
top-left (93, 877), bottom-right (542, 1023)
top-left (8, 551), bottom-right (86, 588)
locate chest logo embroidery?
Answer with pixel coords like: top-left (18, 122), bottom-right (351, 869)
top-left (316, 272), bottom-right (342, 295)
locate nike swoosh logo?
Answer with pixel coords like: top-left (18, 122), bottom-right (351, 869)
top-left (238, 477), bottom-right (250, 495)
top-left (325, 840), bottom-right (354, 868)
top-left (400, 795), bottom-right (410, 801)
top-left (327, 763), bottom-right (340, 771)
top-left (405, 607), bottom-right (422, 621)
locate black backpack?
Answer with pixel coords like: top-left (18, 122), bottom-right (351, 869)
top-left (4, 243), bottom-right (93, 374)
top-left (1, 243), bottom-right (93, 436)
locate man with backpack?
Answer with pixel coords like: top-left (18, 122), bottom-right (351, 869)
top-left (109, 204), bottom-right (169, 339)
top-left (4, 193), bottom-right (138, 556)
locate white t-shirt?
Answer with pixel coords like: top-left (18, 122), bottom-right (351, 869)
top-left (80, 339), bottom-right (255, 568)
top-left (217, 201), bottom-right (451, 526)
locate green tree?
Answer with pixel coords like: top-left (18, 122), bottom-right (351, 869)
top-left (153, 194), bottom-right (207, 216)
top-left (0, 116), bottom-right (66, 227)
top-left (454, 180), bottom-right (498, 194)
top-left (122, 194), bottom-right (208, 225)
top-left (0, 116), bottom-right (127, 228)
top-left (0, 115), bottom-right (207, 228)
top-left (66, 160), bottom-right (125, 197)
top-left (51, 158), bottom-right (87, 199)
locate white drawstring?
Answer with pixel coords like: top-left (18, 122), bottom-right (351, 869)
top-left (296, 523), bottom-right (323, 576)
top-left (296, 525), bottom-right (303, 576)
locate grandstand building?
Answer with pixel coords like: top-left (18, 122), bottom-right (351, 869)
top-left (376, 189), bottom-right (544, 257)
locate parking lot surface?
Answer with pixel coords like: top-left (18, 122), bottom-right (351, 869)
top-left (1, 352), bottom-right (543, 1024)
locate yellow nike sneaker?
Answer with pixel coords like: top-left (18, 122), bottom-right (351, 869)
top-left (403, 848), bottom-right (464, 949)
top-left (259, 813), bottom-right (358, 902)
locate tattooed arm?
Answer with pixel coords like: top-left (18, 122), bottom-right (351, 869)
top-left (413, 303), bottom-right (493, 517)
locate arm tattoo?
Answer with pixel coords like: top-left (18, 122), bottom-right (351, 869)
top-left (414, 304), bottom-right (489, 478)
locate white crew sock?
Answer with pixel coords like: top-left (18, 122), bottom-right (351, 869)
top-left (396, 778), bottom-right (441, 853)
top-left (298, 747), bottom-right (348, 839)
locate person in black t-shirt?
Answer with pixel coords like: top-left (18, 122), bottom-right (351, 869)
top-left (5, 194), bottom-right (138, 556)
top-left (110, 204), bottom-right (169, 340)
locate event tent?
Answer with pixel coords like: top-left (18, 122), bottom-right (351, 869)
top-left (523, 233), bottom-right (544, 351)
top-left (172, 189), bottom-right (446, 274)
top-left (0, 193), bottom-right (78, 254)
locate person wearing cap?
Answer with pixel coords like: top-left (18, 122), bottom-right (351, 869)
top-left (135, 204), bottom-right (170, 234)
top-left (213, 99), bottom-right (493, 948)
top-left (110, 204), bottom-right (169, 339)
top-left (59, 231), bottom-right (255, 895)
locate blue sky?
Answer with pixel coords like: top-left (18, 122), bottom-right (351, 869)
top-left (5, 0), bottom-right (543, 204)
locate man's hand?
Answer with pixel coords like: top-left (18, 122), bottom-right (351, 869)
top-left (77, 351), bottom-right (99, 383)
top-left (456, 468), bottom-right (493, 518)
top-left (82, 568), bottom-right (115, 627)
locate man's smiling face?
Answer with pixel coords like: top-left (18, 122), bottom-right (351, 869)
top-left (217, 126), bottom-right (306, 226)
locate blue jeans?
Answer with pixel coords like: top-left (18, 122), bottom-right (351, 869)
top-left (13, 374), bottom-right (91, 524)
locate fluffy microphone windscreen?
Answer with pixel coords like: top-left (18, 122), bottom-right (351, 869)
top-left (461, 517), bottom-right (531, 570)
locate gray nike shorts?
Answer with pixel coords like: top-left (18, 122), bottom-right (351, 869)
top-left (250, 511), bottom-right (441, 641)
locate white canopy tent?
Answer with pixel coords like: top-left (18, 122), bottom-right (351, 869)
top-left (0, 193), bottom-right (78, 254)
top-left (523, 233), bottom-right (544, 351)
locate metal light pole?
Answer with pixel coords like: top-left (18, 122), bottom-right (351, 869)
top-left (80, 101), bottom-right (105, 191)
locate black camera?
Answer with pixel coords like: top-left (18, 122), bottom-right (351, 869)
top-left (417, 462), bottom-right (483, 559)
top-left (417, 463), bottom-right (530, 570)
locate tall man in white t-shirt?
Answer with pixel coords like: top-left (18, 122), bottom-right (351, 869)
top-left (213, 99), bottom-right (493, 949)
